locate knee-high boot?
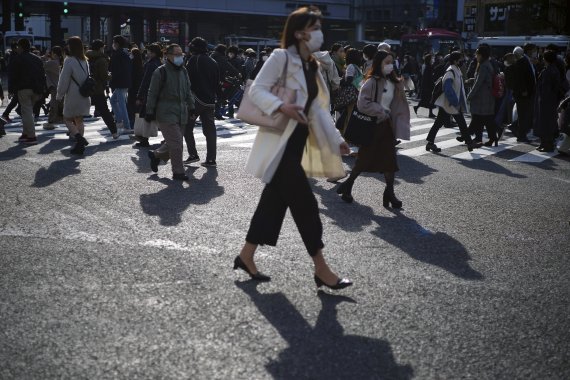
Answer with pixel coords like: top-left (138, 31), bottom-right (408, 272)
top-left (336, 171), bottom-right (360, 203)
top-left (383, 172), bottom-right (402, 208)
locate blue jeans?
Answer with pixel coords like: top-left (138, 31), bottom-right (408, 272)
top-left (111, 88), bottom-right (130, 128)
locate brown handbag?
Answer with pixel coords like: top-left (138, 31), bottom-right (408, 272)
top-left (236, 52), bottom-right (296, 130)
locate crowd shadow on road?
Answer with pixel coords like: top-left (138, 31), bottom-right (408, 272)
top-left (452, 156), bottom-right (526, 178)
top-left (32, 157), bottom-right (81, 187)
top-left (371, 209), bottom-right (483, 280)
top-left (140, 168), bottom-right (224, 226)
top-left (235, 281), bottom-right (414, 380)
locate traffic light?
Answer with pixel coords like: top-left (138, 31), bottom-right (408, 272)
top-left (17, 1), bottom-right (24, 18)
top-left (63, 2), bottom-right (69, 15)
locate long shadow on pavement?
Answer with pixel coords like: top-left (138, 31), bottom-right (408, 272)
top-left (32, 157), bottom-right (82, 187)
top-left (371, 209), bottom-right (483, 280)
top-left (140, 168), bottom-right (224, 226)
top-left (236, 281), bottom-right (414, 379)
top-left (452, 157), bottom-right (527, 178)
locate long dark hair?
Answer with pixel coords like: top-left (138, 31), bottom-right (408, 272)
top-left (366, 50), bottom-right (400, 83)
top-left (67, 36), bottom-right (86, 60)
top-left (281, 6), bottom-right (322, 49)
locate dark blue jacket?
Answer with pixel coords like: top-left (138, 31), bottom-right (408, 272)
top-left (109, 48), bottom-right (132, 89)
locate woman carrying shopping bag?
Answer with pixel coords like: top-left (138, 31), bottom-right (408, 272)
top-left (336, 50), bottom-right (411, 207)
top-left (235, 6), bottom-right (353, 290)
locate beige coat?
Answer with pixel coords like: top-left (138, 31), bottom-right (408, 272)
top-left (357, 76), bottom-right (411, 140)
top-left (245, 47), bottom-right (345, 183)
top-left (56, 57), bottom-right (91, 118)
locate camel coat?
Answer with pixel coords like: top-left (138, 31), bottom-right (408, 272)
top-left (245, 47), bottom-right (345, 184)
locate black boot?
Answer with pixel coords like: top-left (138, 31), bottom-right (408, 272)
top-left (75, 133), bottom-right (89, 147)
top-left (336, 179), bottom-right (355, 203)
top-left (383, 185), bottom-right (402, 208)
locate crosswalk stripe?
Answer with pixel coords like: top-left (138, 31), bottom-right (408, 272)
top-left (399, 136), bottom-right (480, 157)
top-left (508, 145), bottom-right (560, 163)
top-left (450, 137), bottom-right (519, 160)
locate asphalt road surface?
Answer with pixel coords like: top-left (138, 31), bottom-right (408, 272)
top-left (1, 104), bottom-right (569, 379)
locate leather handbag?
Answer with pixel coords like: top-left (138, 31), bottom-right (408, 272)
top-left (236, 52), bottom-right (296, 130)
top-left (343, 80), bottom-right (379, 146)
top-left (333, 84), bottom-right (359, 111)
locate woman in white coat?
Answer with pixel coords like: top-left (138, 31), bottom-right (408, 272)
top-left (234, 6), bottom-right (353, 290)
top-left (56, 36), bottom-right (91, 155)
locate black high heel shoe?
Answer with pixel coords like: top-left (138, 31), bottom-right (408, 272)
top-left (233, 256), bottom-right (271, 282)
top-left (413, 106), bottom-right (419, 115)
top-left (383, 191), bottom-right (403, 208)
top-left (314, 275), bottom-right (353, 290)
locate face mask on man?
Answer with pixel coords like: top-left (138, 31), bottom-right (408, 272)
top-left (172, 56), bottom-right (184, 66)
top-left (383, 64), bottom-right (394, 76)
top-left (304, 30), bottom-right (324, 53)
top-left (228, 53), bottom-right (235, 59)
top-left (262, 55), bottom-right (269, 62)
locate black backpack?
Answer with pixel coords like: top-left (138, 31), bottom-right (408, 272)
top-left (431, 69), bottom-right (455, 105)
top-left (31, 55), bottom-right (47, 95)
top-left (71, 57), bottom-right (96, 97)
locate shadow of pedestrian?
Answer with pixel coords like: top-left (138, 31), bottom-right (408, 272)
top-left (0, 143), bottom-right (27, 161)
top-left (311, 180), bottom-right (375, 233)
top-left (32, 157), bottom-right (81, 187)
top-left (371, 209), bottom-right (483, 280)
top-left (139, 168), bottom-right (224, 226)
top-left (37, 137), bottom-right (71, 155)
top-left (453, 157), bottom-right (527, 178)
top-left (235, 281), bottom-right (414, 379)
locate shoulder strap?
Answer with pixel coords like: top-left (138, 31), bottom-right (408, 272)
top-left (277, 51), bottom-right (289, 87)
top-left (75, 57), bottom-right (89, 75)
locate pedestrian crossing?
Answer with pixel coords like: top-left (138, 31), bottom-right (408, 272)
top-left (0, 108), bottom-right (563, 163)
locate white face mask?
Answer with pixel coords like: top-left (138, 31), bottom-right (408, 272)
top-left (304, 30), bottom-right (324, 53)
top-left (228, 53), bottom-right (235, 59)
top-left (504, 61), bottom-right (510, 67)
top-left (383, 64), bottom-right (394, 76)
top-left (262, 55), bottom-right (269, 62)
top-left (172, 56), bottom-right (184, 66)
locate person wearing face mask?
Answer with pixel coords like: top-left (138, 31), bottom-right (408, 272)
top-left (109, 35), bottom-right (132, 134)
top-left (250, 47), bottom-right (272, 80)
top-left (145, 44), bottom-right (195, 180)
top-left (236, 6), bottom-right (352, 290)
top-left (496, 53), bottom-right (517, 129)
top-left (414, 53), bottom-right (436, 118)
top-left (336, 50), bottom-right (411, 207)
top-left (211, 44), bottom-right (241, 120)
top-left (427, 51), bottom-right (475, 153)
top-left (43, 46), bottom-right (63, 130)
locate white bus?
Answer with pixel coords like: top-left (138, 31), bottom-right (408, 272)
top-left (1, 31), bottom-right (35, 53)
top-left (476, 35), bottom-right (570, 58)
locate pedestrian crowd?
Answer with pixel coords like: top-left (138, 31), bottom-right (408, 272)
top-left (1, 5), bottom-right (570, 289)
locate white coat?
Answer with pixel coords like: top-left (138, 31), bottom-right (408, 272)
top-left (434, 64), bottom-right (467, 115)
top-left (245, 46), bottom-right (346, 184)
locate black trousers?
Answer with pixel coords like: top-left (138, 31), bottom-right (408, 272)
top-left (3, 96), bottom-right (18, 116)
top-left (91, 93), bottom-right (117, 134)
top-left (515, 96), bottom-right (534, 139)
top-left (184, 102), bottom-right (217, 162)
top-left (246, 125), bottom-right (324, 256)
top-left (468, 114), bottom-right (498, 142)
top-left (427, 107), bottom-right (472, 144)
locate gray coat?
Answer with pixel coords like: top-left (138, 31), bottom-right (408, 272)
top-left (56, 57), bottom-right (91, 118)
top-left (467, 59), bottom-right (495, 115)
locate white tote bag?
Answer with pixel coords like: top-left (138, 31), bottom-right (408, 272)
top-left (133, 113), bottom-right (159, 138)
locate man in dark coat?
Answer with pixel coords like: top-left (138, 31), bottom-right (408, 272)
top-left (184, 37), bottom-right (220, 167)
top-left (511, 44), bottom-right (537, 143)
top-left (109, 35), bottom-right (132, 132)
top-left (533, 51), bottom-right (562, 152)
top-left (86, 40), bottom-right (117, 138)
top-left (8, 38), bottom-right (45, 144)
top-left (211, 44), bottom-right (240, 120)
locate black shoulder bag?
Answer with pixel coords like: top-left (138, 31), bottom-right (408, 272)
top-left (71, 58), bottom-right (96, 97)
